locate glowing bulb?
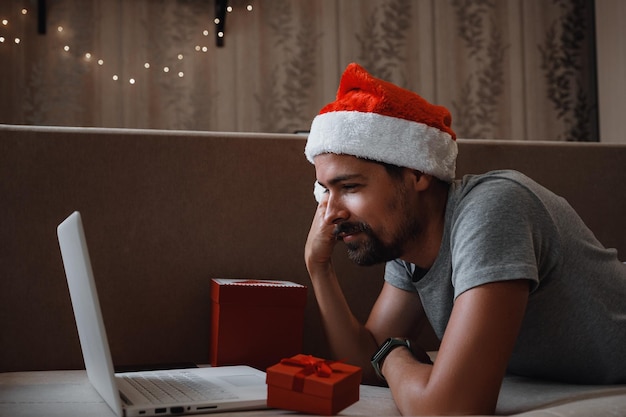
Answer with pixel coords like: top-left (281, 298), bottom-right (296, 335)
top-left (97, 59), bottom-right (104, 65)
top-left (226, 6), bottom-right (233, 12)
top-left (144, 62), bottom-right (150, 69)
top-left (112, 75), bottom-right (119, 81)
top-left (85, 52), bottom-right (92, 59)
top-left (0, 37), bottom-right (4, 43)
top-left (22, 9), bottom-right (28, 15)
top-left (214, 18), bottom-right (220, 24)
top-left (178, 72), bottom-right (184, 78)
top-left (247, 5), bottom-right (253, 11)
top-left (14, 38), bottom-right (20, 44)
top-left (203, 29), bottom-right (209, 36)
top-left (218, 31), bottom-right (224, 38)
top-left (201, 46), bottom-right (208, 52)
top-left (163, 66), bottom-right (170, 73)
top-left (195, 45), bottom-right (201, 51)
top-left (129, 78), bottom-right (136, 84)
top-left (177, 54), bottom-right (183, 60)
top-left (63, 45), bottom-right (70, 52)
top-left (2, 19), bottom-right (8, 26)
top-left (57, 26), bottom-right (63, 32)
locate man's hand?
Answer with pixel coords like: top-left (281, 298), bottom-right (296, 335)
top-left (304, 198), bottom-right (337, 276)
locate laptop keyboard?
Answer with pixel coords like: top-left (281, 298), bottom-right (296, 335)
top-left (122, 371), bottom-right (238, 404)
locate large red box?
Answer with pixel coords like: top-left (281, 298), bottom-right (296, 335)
top-left (210, 278), bottom-right (307, 370)
top-left (266, 354), bottom-right (362, 415)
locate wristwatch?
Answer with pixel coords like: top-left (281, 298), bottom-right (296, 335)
top-left (371, 337), bottom-right (412, 381)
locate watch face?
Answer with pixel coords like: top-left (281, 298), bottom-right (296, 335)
top-left (371, 338), bottom-right (410, 381)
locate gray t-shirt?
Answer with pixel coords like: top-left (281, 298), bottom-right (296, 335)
top-left (385, 170), bottom-right (626, 384)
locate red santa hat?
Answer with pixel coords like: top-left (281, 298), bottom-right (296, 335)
top-left (305, 63), bottom-right (457, 184)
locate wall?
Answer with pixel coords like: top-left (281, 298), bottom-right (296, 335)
top-left (595, 0), bottom-right (626, 143)
top-left (0, 0), bottom-right (607, 142)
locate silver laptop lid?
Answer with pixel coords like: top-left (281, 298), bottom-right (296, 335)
top-left (58, 211), bottom-right (124, 416)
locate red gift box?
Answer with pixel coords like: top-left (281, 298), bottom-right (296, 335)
top-left (266, 354), bottom-right (362, 415)
top-left (210, 278), bottom-right (307, 370)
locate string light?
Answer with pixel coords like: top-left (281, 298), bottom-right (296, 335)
top-left (1, 2), bottom-right (256, 85)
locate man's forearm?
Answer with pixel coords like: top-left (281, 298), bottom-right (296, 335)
top-left (308, 263), bottom-right (380, 380)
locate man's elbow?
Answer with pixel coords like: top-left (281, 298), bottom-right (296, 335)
top-left (394, 388), bottom-right (498, 416)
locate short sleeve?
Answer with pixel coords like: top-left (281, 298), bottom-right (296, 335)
top-left (384, 259), bottom-right (417, 292)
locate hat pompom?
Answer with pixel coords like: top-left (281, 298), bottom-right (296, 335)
top-left (313, 181), bottom-right (326, 204)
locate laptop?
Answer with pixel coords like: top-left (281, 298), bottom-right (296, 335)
top-left (57, 211), bottom-right (268, 417)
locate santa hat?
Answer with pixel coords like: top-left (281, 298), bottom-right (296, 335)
top-left (305, 63), bottom-right (457, 184)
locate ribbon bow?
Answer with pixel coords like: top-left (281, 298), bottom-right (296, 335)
top-left (280, 355), bottom-right (338, 392)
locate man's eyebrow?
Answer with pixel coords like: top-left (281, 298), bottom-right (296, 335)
top-left (321, 174), bottom-right (366, 187)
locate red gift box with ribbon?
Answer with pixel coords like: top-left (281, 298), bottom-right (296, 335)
top-left (266, 354), bottom-right (362, 415)
top-left (210, 278), bottom-right (307, 370)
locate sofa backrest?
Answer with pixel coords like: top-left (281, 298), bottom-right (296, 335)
top-left (455, 139), bottom-right (626, 255)
top-left (1, 125), bottom-right (624, 372)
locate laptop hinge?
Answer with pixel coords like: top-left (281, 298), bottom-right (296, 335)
top-left (120, 390), bottom-right (133, 406)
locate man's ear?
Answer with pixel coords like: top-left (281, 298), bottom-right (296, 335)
top-left (409, 170), bottom-right (434, 192)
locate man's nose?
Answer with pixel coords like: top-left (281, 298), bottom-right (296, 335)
top-left (323, 195), bottom-right (349, 224)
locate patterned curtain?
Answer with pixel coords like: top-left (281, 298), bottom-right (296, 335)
top-left (0, 0), bottom-right (598, 141)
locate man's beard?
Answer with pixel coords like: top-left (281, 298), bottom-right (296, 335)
top-left (333, 201), bottom-right (421, 266)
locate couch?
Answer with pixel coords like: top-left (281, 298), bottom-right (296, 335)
top-left (1, 124), bottom-right (625, 416)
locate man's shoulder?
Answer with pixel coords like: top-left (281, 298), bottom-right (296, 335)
top-left (454, 169), bottom-right (541, 201)
top-left (450, 169), bottom-right (556, 225)
top-left (459, 169), bottom-right (534, 187)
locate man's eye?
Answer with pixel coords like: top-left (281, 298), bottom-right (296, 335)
top-left (343, 184), bottom-right (360, 190)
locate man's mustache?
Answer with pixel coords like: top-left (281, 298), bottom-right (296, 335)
top-left (333, 222), bottom-right (371, 239)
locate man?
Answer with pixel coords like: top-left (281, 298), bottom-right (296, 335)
top-left (304, 63), bottom-right (626, 415)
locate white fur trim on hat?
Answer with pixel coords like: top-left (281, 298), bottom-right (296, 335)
top-left (305, 111), bottom-right (458, 182)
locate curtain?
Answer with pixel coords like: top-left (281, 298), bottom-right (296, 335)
top-left (0, 0), bottom-right (598, 141)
